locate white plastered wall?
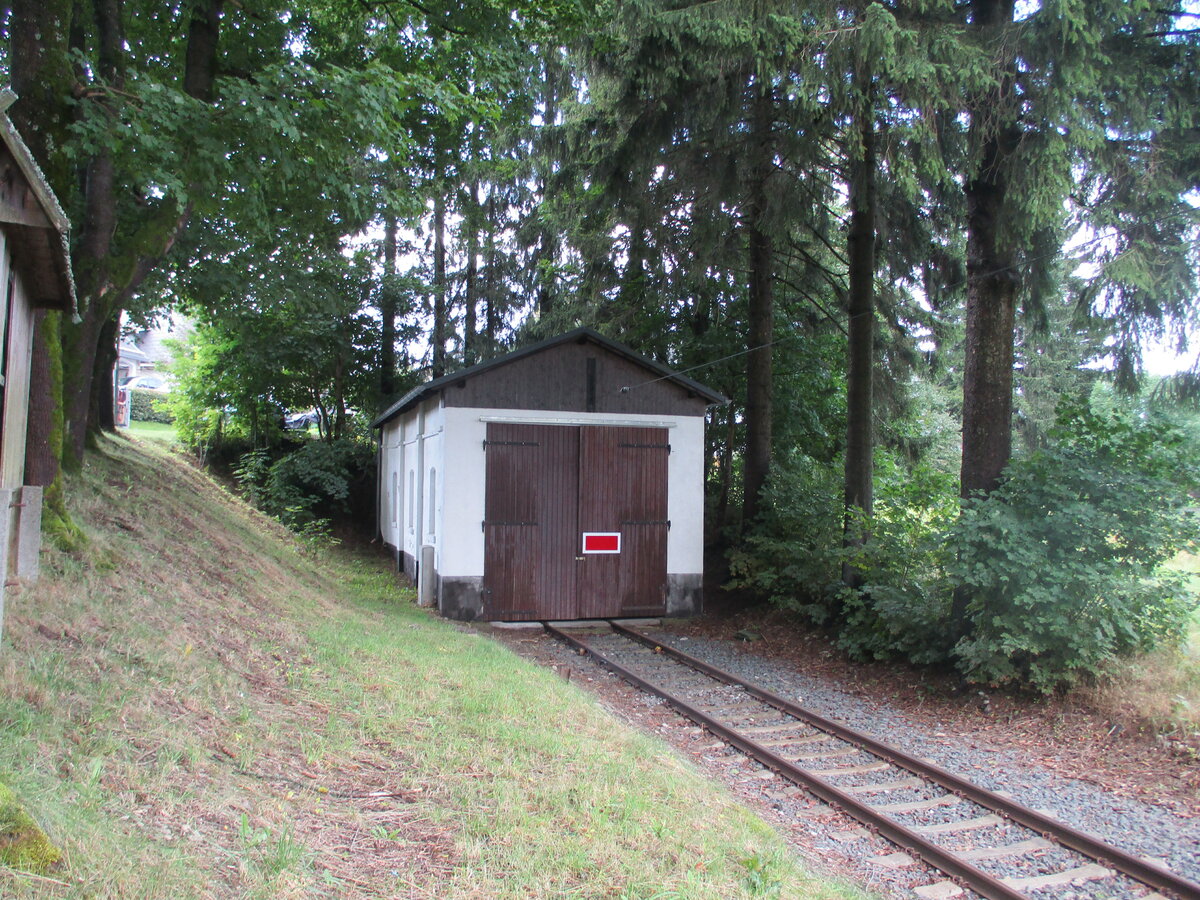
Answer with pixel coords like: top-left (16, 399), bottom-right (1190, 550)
top-left (378, 430), bottom-right (397, 548)
top-left (378, 398), bottom-right (446, 571)
top-left (438, 406), bottom-right (706, 580)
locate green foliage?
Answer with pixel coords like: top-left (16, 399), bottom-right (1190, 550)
top-left (838, 459), bottom-right (960, 664)
top-left (168, 248), bottom-right (381, 458)
top-left (727, 456), bottom-right (844, 619)
top-left (732, 450), bottom-right (959, 650)
top-left (166, 331), bottom-right (233, 458)
top-left (234, 440), bottom-right (368, 548)
top-left (949, 404), bottom-right (1200, 691)
top-left (262, 439), bottom-right (374, 528)
top-left (128, 388), bottom-right (175, 425)
top-left (743, 402), bottom-right (1199, 693)
top-left (233, 450), bottom-right (273, 509)
top-left (287, 513), bottom-right (342, 558)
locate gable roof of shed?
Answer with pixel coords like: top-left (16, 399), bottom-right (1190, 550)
top-left (372, 327), bottom-right (726, 428)
top-left (0, 88), bottom-right (75, 312)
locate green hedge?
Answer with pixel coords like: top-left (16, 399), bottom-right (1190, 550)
top-left (129, 388), bottom-right (175, 424)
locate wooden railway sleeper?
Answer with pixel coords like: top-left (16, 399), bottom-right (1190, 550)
top-left (779, 746), bottom-right (858, 763)
top-left (759, 734), bottom-right (833, 749)
top-left (843, 776), bottom-right (925, 796)
top-left (914, 815), bottom-right (1004, 835)
top-left (808, 761), bottom-right (894, 778)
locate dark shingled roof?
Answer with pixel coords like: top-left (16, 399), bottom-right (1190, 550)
top-left (372, 326), bottom-right (726, 428)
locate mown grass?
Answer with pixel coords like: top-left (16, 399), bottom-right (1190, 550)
top-left (123, 420), bottom-right (176, 442)
top-left (0, 434), bottom-right (859, 899)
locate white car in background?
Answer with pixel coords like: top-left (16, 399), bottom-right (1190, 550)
top-left (123, 373), bottom-right (171, 392)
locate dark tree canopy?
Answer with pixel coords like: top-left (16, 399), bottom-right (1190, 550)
top-left (4, 0), bottom-right (1197, 689)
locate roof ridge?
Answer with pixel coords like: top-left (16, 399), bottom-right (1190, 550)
top-left (371, 327), bottom-right (726, 428)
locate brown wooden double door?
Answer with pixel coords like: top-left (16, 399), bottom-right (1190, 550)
top-left (482, 422), bottom-right (669, 620)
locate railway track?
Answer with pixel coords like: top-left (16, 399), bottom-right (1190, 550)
top-left (544, 621), bottom-right (1199, 900)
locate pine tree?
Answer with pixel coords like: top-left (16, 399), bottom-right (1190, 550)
top-left (957, 0), bottom-right (1199, 499)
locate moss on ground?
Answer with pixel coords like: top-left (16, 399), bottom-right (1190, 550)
top-left (0, 782), bottom-right (62, 873)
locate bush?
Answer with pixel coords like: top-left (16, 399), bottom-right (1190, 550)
top-left (838, 458), bottom-right (960, 663)
top-left (128, 388), bottom-right (175, 424)
top-left (728, 455), bottom-right (845, 620)
top-left (233, 449), bottom-right (272, 509)
top-left (731, 452), bottom-right (961, 656)
top-left (733, 404), bottom-right (1199, 694)
top-left (262, 438), bottom-right (375, 528)
top-left (949, 403), bottom-right (1200, 691)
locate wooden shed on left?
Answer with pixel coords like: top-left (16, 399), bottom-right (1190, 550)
top-left (0, 90), bottom-right (76, 636)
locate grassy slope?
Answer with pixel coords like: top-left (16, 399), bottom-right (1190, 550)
top-left (0, 435), bottom-right (858, 900)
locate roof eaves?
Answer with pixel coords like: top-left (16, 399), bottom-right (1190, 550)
top-left (0, 88), bottom-right (77, 315)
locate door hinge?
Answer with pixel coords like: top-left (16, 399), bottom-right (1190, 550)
top-left (620, 520), bottom-right (670, 529)
top-left (483, 439), bottom-right (540, 450)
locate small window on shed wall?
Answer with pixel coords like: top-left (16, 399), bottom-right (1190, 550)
top-left (407, 470), bottom-right (415, 532)
top-left (390, 471), bottom-right (398, 525)
top-left (428, 468), bottom-right (437, 536)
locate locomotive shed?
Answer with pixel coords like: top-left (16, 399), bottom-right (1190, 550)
top-left (373, 328), bottom-right (725, 621)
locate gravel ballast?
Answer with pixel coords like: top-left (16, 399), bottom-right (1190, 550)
top-left (494, 622), bottom-right (1200, 899)
top-left (645, 630), bottom-right (1200, 886)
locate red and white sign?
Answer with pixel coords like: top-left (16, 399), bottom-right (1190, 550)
top-left (582, 532), bottom-right (621, 554)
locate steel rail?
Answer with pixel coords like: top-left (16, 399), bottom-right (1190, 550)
top-left (609, 622), bottom-right (1200, 900)
top-left (545, 623), bottom-right (1035, 900)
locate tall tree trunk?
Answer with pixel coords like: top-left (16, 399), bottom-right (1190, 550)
top-left (611, 221), bottom-right (648, 333)
top-left (10, 0), bottom-right (74, 497)
top-left (959, 181), bottom-right (1017, 500)
top-left (22, 311), bottom-right (82, 547)
top-left (93, 316), bottom-right (118, 432)
top-left (64, 178), bottom-right (117, 463)
top-left (741, 87), bottom-right (775, 528)
top-left (463, 182), bottom-right (480, 366)
top-left (484, 192), bottom-right (499, 356)
top-left (12, 0), bottom-right (215, 467)
top-left (183, 0), bottom-right (222, 102)
top-left (716, 402), bottom-right (736, 533)
top-left (432, 190), bottom-right (448, 378)
top-left (952, 0), bottom-right (1020, 640)
top-left (959, 0), bottom-right (1019, 501)
top-left (333, 355), bottom-right (346, 439)
top-left (23, 311), bottom-right (60, 488)
top-left (62, 0), bottom-right (123, 463)
top-left (7, 0), bottom-right (74, 189)
top-left (842, 71), bottom-right (877, 589)
top-left (535, 51), bottom-right (562, 328)
top-left (380, 213), bottom-right (398, 400)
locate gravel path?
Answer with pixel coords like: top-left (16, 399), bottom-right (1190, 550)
top-left (493, 623), bottom-right (1200, 899)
